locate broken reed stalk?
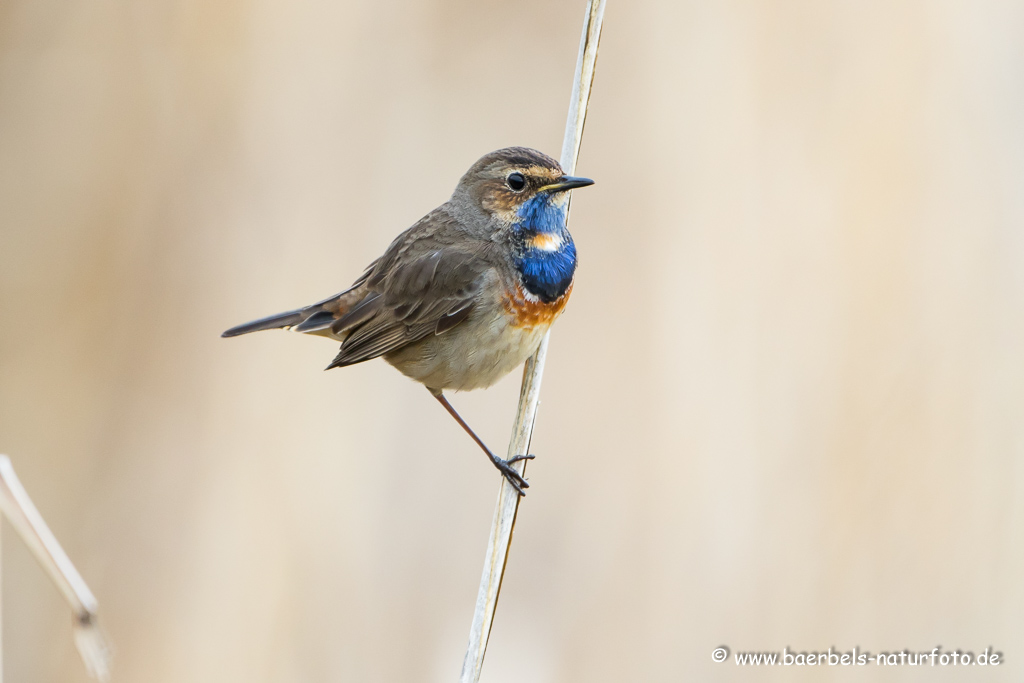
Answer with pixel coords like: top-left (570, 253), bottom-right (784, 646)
top-left (459, 2), bottom-right (606, 681)
top-left (0, 456), bottom-right (111, 681)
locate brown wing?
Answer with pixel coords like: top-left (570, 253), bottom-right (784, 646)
top-left (325, 217), bottom-right (496, 369)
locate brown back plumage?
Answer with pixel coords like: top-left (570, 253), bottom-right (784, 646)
top-left (223, 203), bottom-right (504, 370)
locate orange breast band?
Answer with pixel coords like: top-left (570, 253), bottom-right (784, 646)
top-left (503, 280), bottom-right (574, 329)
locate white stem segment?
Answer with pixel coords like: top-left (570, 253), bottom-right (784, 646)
top-left (0, 455), bottom-right (111, 681)
top-left (459, 2), bottom-right (606, 681)
top-left (561, 0), bottom-right (607, 179)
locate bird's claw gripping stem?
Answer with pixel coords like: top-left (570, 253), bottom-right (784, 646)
top-left (495, 455), bottom-right (535, 495)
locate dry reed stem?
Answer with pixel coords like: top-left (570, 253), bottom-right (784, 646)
top-left (0, 455), bottom-right (111, 681)
top-left (459, 2), bottom-right (606, 680)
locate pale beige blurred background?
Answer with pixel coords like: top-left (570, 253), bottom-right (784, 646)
top-left (1, 1), bottom-right (1022, 681)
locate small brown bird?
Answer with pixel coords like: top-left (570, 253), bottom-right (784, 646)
top-left (223, 147), bottom-right (592, 493)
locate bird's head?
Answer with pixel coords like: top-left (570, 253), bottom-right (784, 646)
top-left (452, 147), bottom-right (594, 235)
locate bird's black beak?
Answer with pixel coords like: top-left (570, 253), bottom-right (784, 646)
top-left (538, 175), bottom-right (595, 194)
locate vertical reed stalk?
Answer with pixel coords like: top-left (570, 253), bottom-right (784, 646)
top-left (459, 2), bottom-right (606, 680)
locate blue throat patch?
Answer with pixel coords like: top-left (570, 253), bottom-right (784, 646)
top-left (512, 194), bottom-right (577, 303)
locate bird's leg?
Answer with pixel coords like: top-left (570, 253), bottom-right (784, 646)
top-left (430, 389), bottom-right (535, 495)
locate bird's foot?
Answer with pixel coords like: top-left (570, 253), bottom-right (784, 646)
top-left (495, 455), bottom-right (535, 496)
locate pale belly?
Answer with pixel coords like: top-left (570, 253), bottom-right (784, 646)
top-left (383, 305), bottom-right (551, 392)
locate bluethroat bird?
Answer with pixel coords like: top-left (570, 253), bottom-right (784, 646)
top-left (223, 148), bottom-right (593, 494)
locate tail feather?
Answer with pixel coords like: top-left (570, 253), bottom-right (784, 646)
top-left (292, 309), bottom-right (336, 333)
top-left (221, 309), bottom-right (306, 337)
top-left (223, 282), bottom-right (373, 340)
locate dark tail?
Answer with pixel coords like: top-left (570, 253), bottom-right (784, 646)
top-left (221, 288), bottom-right (358, 338)
top-left (221, 309), bottom-right (306, 337)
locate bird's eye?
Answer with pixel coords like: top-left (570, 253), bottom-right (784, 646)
top-left (506, 172), bottom-right (526, 192)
